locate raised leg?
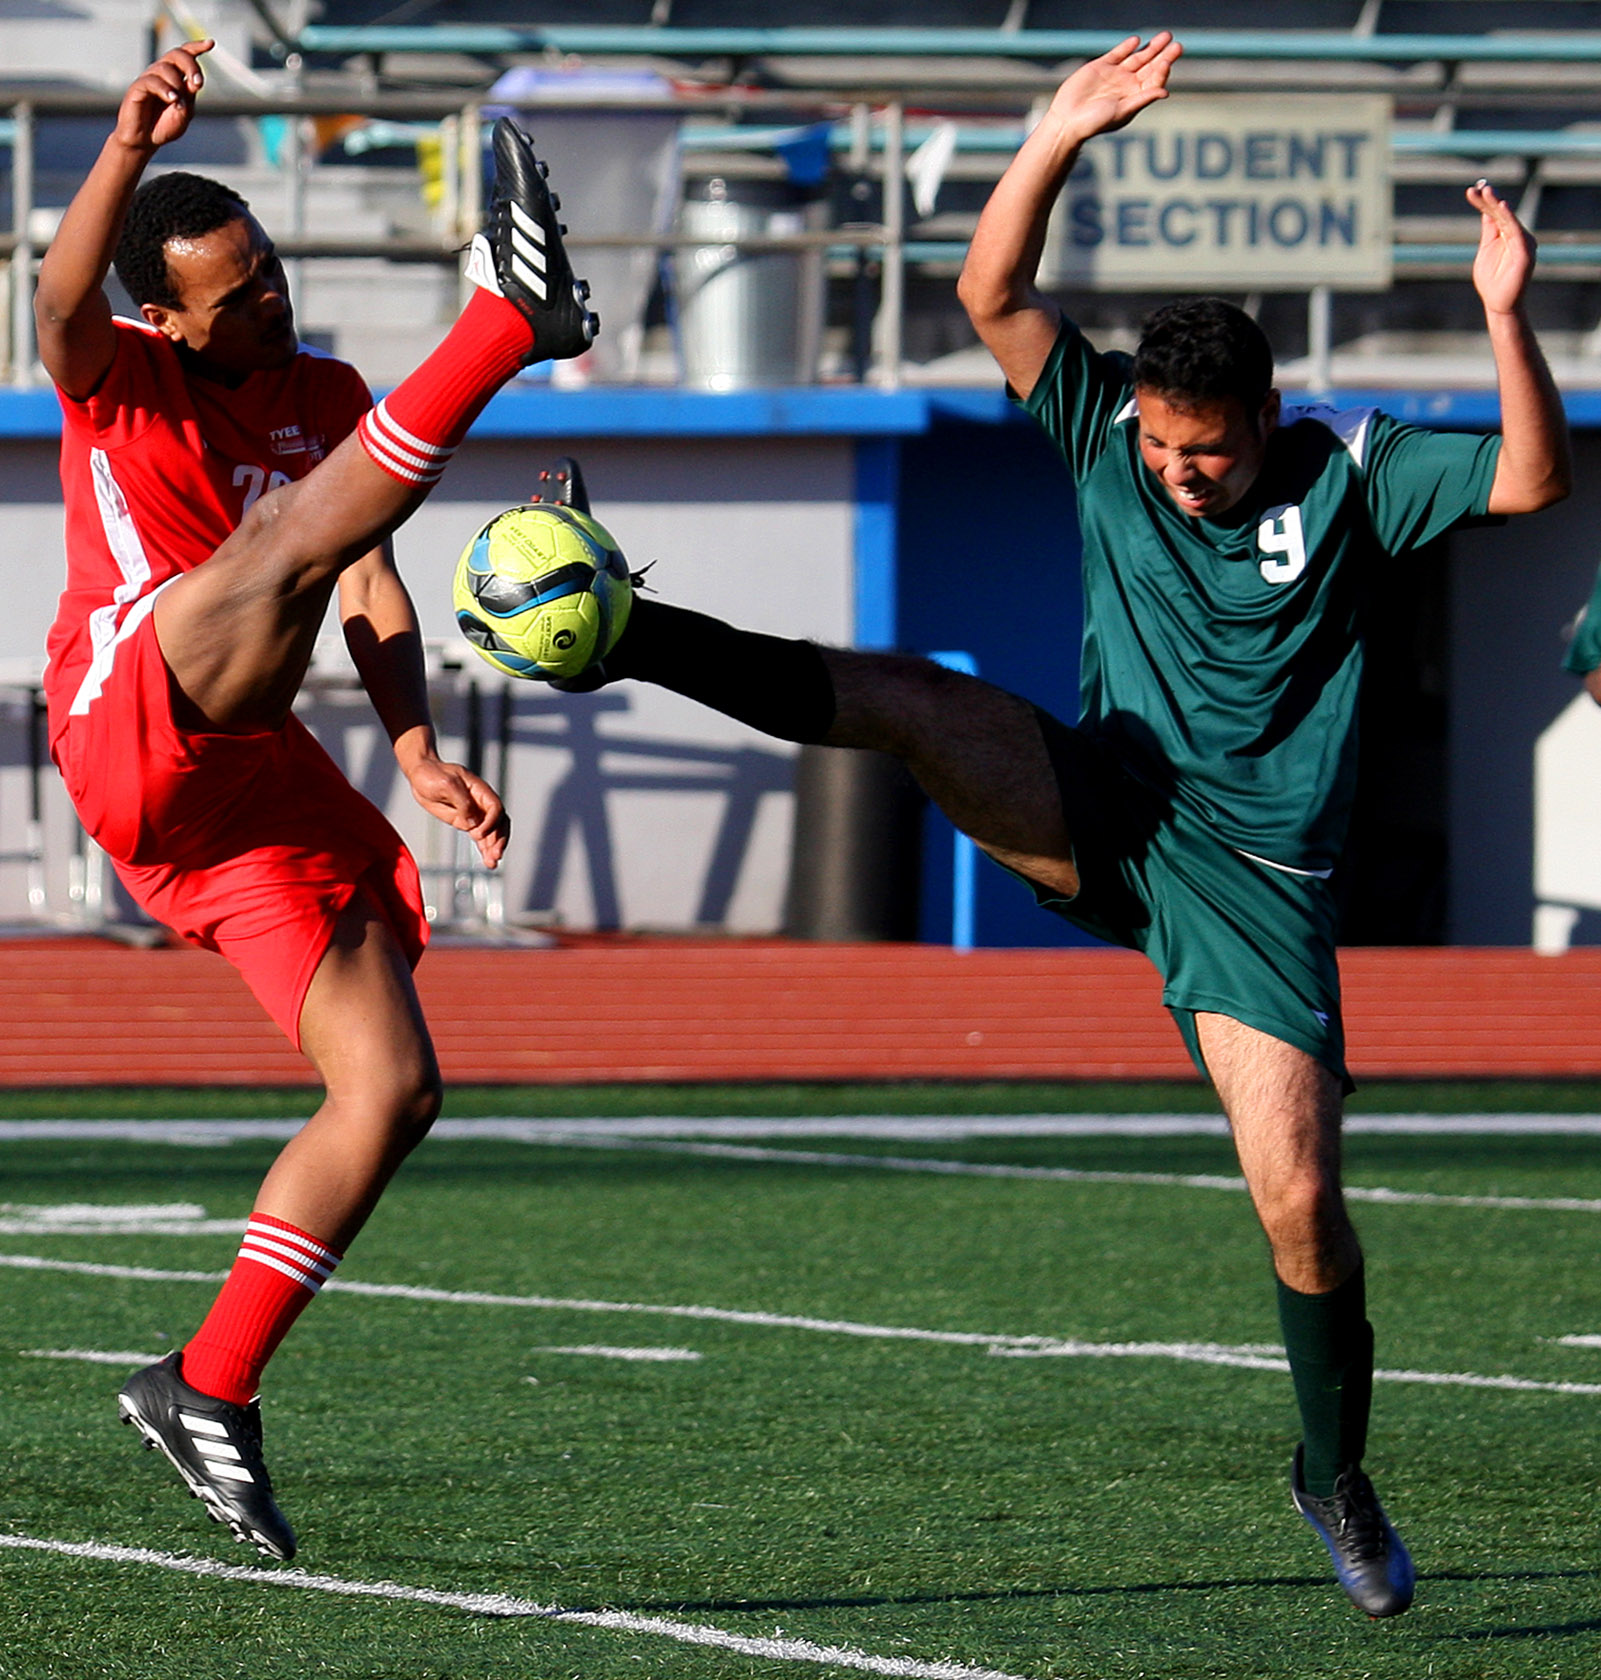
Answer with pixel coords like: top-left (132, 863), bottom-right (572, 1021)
top-left (823, 648), bottom-right (1078, 896)
top-left (153, 293), bottom-right (532, 732)
top-left (153, 117), bottom-right (587, 734)
top-left (609, 600), bottom-right (1080, 897)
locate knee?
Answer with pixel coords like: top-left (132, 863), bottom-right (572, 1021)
top-left (391, 1063), bottom-right (443, 1153)
top-left (234, 480), bottom-right (293, 552)
top-left (346, 1058), bottom-right (441, 1161)
top-left (231, 481), bottom-right (332, 592)
top-left (850, 653), bottom-right (976, 753)
top-left (1256, 1170), bottom-right (1346, 1255)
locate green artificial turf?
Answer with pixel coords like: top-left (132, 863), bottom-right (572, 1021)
top-left (0, 1077), bottom-right (1598, 1119)
top-left (3, 1112), bottom-right (1601, 1678)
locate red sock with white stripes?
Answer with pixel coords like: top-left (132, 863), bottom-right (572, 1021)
top-left (181, 1213), bottom-right (343, 1405)
top-left (356, 289), bottom-right (536, 486)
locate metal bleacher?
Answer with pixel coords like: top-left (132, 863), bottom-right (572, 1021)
top-left (11, 3), bottom-right (1601, 388)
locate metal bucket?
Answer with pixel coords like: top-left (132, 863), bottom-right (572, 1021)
top-left (676, 176), bottom-right (827, 390)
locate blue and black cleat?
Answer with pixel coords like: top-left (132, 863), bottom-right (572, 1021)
top-left (1291, 1445), bottom-right (1415, 1618)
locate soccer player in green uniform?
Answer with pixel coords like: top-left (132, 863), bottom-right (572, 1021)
top-left (576, 32), bottom-right (1570, 1616)
top-left (1565, 567), bottom-right (1601, 701)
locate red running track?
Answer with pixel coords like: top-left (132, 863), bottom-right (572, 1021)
top-left (0, 938), bottom-right (1598, 1085)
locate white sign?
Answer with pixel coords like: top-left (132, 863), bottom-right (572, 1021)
top-left (1045, 95), bottom-right (1392, 291)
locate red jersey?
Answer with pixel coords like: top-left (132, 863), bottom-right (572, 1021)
top-left (44, 318), bottom-right (371, 746)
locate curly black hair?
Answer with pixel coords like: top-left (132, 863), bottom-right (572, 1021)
top-left (1132, 298), bottom-right (1274, 411)
top-left (113, 171), bottom-right (250, 309)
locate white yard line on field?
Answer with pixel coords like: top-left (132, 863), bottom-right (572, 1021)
top-left (987, 1340), bottom-right (1601, 1394)
top-left (1, 1252), bottom-right (1593, 1397)
top-left (19, 1348), bottom-right (162, 1366)
top-left (8, 1124), bottom-right (1601, 1219)
top-left (0, 1532), bottom-right (1032, 1680)
top-left (527, 1137), bottom-right (1601, 1214)
top-left (529, 1345), bottom-right (704, 1362)
top-left (8, 1114), bottom-right (1601, 1145)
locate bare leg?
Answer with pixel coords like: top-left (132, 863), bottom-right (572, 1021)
top-left (1198, 1011), bottom-right (1377, 1510)
top-left (153, 435), bottom-right (429, 734)
top-left (1196, 1011), bottom-right (1358, 1291)
top-left (252, 894), bottom-right (442, 1251)
top-left (823, 650), bottom-right (1080, 897)
top-left (608, 603), bottom-right (1080, 894)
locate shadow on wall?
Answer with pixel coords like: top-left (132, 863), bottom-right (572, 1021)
top-left (301, 684), bottom-right (793, 933)
top-left (509, 689), bottom-right (792, 927)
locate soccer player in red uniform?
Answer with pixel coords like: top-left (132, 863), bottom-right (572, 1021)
top-left (36, 39), bottom-right (597, 1560)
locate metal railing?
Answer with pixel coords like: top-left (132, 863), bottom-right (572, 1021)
top-left (290, 25), bottom-right (1601, 65)
top-left (13, 58), bottom-right (1601, 388)
top-left (0, 87), bottom-right (916, 391)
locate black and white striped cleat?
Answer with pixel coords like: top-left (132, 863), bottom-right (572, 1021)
top-left (463, 117), bottom-right (599, 363)
top-left (118, 1350), bottom-right (297, 1562)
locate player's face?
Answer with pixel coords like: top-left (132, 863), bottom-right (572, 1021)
top-left (143, 215), bottom-right (298, 378)
top-left (1134, 388), bottom-right (1280, 519)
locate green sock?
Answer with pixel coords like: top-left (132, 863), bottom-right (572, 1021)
top-left (1276, 1266), bottom-right (1374, 1499)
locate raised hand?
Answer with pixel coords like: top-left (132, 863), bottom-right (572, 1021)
top-left (1468, 178), bottom-right (1537, 316)
top-left (114, 39), bottom-right (213, 153)
top-left (1048, 32), bottom-right (1183, 144)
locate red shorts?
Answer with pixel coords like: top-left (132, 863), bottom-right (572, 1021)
top-left (52, 601), bottom-right (429, 1048)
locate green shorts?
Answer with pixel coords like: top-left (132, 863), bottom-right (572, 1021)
top-left (1018, 710), bottom-right (1349, 1090)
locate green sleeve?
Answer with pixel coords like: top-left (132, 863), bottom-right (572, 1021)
top-left (1361, 411), bottom-right (1503, 554)
top-left (1565, 564), bottom-right (1601, 675)
top-left (1019, 319), bottom-right (1136, 482)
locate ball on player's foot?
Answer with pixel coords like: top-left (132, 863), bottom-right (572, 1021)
top-left (452, 503), bottom-right (633, 681)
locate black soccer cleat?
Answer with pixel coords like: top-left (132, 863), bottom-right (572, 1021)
top-left (118, 1351), bottom-right (297, 1562)
top-left (464, 117), bottom-right (599, 363)
top-left (1291, 1445), bottom-right (1415, 1618)
top-left (528, 455), bottom-right (592, 515)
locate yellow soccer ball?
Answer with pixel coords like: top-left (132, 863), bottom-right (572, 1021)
top-left (452, 503), bottom-right (633, 681)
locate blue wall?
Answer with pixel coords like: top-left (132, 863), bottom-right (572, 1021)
top-left (894, 417), bottom-right (1104, 948)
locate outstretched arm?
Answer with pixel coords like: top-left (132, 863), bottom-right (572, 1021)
top-left (340, 548), bottom-right (509, 870)
top-left (1470, 180), bottom-right (1572, 515)
top-left (34, 39), bottom-right (212, 400)
top-left (957, 32), bottom-right (1181, 400)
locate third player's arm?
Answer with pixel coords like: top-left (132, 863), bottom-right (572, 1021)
top-left (958, 32), bottom-right (1180, 401)
top-left (35, 40), bottom-right (213, 400)
top-left (339, 547), bottom-right (509, 868)
top-left (1468, 181), bottom-right (1573, 515)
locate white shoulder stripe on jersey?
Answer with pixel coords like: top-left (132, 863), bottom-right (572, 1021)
top-left (1280, 404), bottom-right (1377, 469)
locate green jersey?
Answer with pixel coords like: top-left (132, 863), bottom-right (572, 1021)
top-left (1024, 321), bottom-right (1501, 872)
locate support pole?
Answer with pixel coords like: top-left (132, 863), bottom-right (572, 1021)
top-left (1308, 283), bottom-right (1333, 396)
top-left (11, 101), bottom-right (34, 390)
top-left (877, 100), bottom-right (904, 392)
